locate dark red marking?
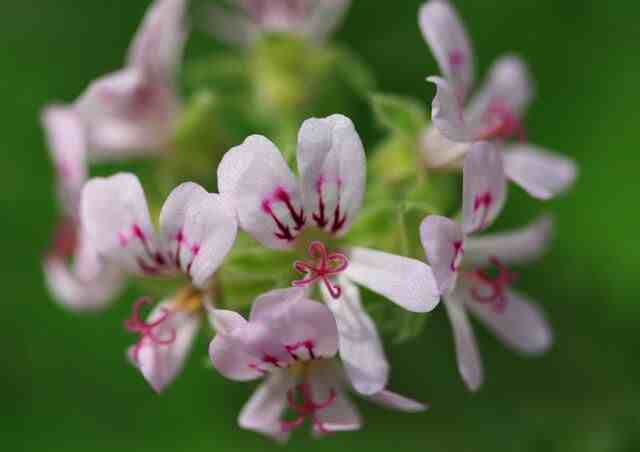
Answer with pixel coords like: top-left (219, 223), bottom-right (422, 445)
top-left (473, 191), bottom-right (493, 230)
top-left (285, 340), bottom-right (316, 361)
top-left (478, 101), bottom-right (527, 142)
top-left (451, 240), bottom-right (464, 272)
top-left (262, 187), bottom-right (306, 242)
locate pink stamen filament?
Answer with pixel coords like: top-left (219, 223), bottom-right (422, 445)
top-left (478, 102), bottom-right (527, 142)
top-left (125, 298), bottom-right (177, 363)
top-left (281, 382), bottom-right (337, 434)
top-left (292, 241), bottom-right (349, 299)
top-left (466, 257), bottom-right (518, 313)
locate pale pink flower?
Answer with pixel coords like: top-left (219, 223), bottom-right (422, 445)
top-left (420, 142), bottom-right (553, 391)
top-left (217, 114), bottom-right (440, 394)
top-left (81, 173), bottom-right (238, 391)
top-left (419, 0), bottom-right (577, 200)
top-left (207, 0), bottom-right (351, 46)
top-left (209, 287), bottom-right (426, 441)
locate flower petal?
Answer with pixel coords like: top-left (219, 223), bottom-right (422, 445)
top-left (465, 289), bottom-right (553, 355)
top-left (217, 135), bottom-right (303, 250)
top-left (130, 299), bottom-right (200, 393)
top-left (427, 76), bottom-right (476, 142)
top-left (465, 55), bottom-right (533, 126)
top-left (345, 247), bottom-right (440, 313)
top-left (127, 0), bottom-right (188, 84)
top-left (443, 293), bottom-right (483, 391)
top-left (306, 0), bottom-right (352, 42)
top-left (367, 389), bottom-right (428, 413)
top-left (420, 215), bottom-right (465, 295)
top-left (159, 182), bottom-right (237, 287)
top-left (420, 125), bottom-right (470, 168)
top-left (419, 0), bottom-right (474, 100)
top-left (462, 142), bottom-right (506, 234)
top-left (464, 215), bottom-right (553, 267)
top-left (321, 276), bottom-right (389, 395)
top-left (41, 105), bottom-right (87, 214)
top-left (297, 114), bottom-right (365, 236)
top-left (503, 145), bottom-right (578, 200)
top-left (81, 173), bottom-right (158, 274)
top-left (238, 371), bottom-right (294, 443)
top-left (310, 360), bottom-right (362, 434)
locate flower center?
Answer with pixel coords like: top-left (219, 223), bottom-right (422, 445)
top-left (292, 241), bottom-right (349, 299)
top-left (125, 297), bottom-right (177, 363)
top-left (478, 101), bottom-right (527, 142)
top-left (465, 257), bottom-right (518, 312)
top-left (281, 381), bottom-right (337, 434)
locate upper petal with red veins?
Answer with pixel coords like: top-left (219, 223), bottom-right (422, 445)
top-left (462, 142), bottom-right (506, 234)
top-left (159, 182), bottom-right (237, 288)
top-left (345, 247), bottom-right (440, 313)
top-left (419, 0), bottom-right (474, 100)
top-left (420, 215), bottom-right (465, 295)
top-left (41, 106), bottom-right (87, 214)
top-left (464, 215), bottom-right (553, 267)
top-left (217, 135), bottom-right (303, 250)
top-left (297, 114), bottom-right (365, 237)
top-left (503, 145), bottom-right (578, 200)
top-left (130, 299), bottom-right (200, 393)
top-left (81, 173), bottom-right (159, 274)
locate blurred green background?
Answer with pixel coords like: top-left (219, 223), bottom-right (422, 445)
top-left (2, 1), bottom-right (639, 451)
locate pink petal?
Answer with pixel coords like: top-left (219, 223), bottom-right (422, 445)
top-left (420, 215), bottom-right (465, 295)
top-left (297, 114), bottom-right (365, 237)
top-left (345, 247), bottom-right (440, 313)
top-left (159, 182), bottom-right (237, 287)
top-left (217, 135), bottom-right (303, 250)
top-left (462, 142), bottom-right (506, 234)
top-left (321, 276), bottom-right (389, 396)
top-left (465, 289), bottom-right (553, 355)
top-left (443, 293), bottom-right (483, 391)
top-left (464, 215), bottom-right (553, 267)
top-left (420, 125), bottom-right (470, 168)
top-left (503, 145), bottom-right (578, 200)
top-left (81, 173), bottom-right (158, 274)
top-left (367, 389), bottom-right (428, 413)
top-left (419, 0), bottom-right (474, 100)
top-left (427, 76), bottom-right (476, 142)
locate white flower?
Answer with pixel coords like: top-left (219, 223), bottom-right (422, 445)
top-left (420, 142), bottom-right (553, 391)
top-left (209, 287), bottom-right (426, 441)
top-left (418, 0), bottom-right (577, 200)
top-left (217, 114), bottom-right (440, 394)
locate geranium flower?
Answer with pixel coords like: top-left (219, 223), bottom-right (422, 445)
top-left (418, 0), bottom-right (576, 200)
top-left (80, 173), bottom-right (238, 392)
top-left (420, 142), bottom-right (553, 391)
top-left (207, 0), bottom-right (351, 46)
top-left (209, 287), bottom-right (426, 441)
top-left (217, 114), bottom-right (440, 394)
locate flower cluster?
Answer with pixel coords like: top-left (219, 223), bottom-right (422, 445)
top-left (41, 0), bottom-right (576, 442)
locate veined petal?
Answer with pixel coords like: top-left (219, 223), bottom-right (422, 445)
top-left (249, 287), bottom-right (306, 322)
top-left (367, 389), bottom-right (428, 413)
top-left (41, 105), bottom-right (87, 214)
top-left (464, 215), bottom-right (553, 267)
top-left (420, 125), bottom-right (470, 168)
top-left (465, 289), bottom-right (553, 355)
top-left (443, 293), bottom-right (483, 391)
top-left (81, 173), bottom-right (159, 274)
top-left (310, 360), bottom-right (362, 434)
top-left (127, 0), bottom-right (188, 84)
top-left (306, 0), bottom-right (351, 42)
top-left (462, 142), bottom-right (506, 234)
top-left (297, 114), bottom-right (365, 237)
top-left (503, 145), bottom-right (578, 200)
top-left (419, 0), bottom-right (474, 100)
top-left (238, 371), bottom-right (294, 443)
top-left (345, 247), bottom-right (440, 313)
top-left (159, 183), bottom-right (237, 287)
top-left (427, 76), bottom-right (476, 142)
top-left (420, 215), bottom-right (465, 295)
top-left (465, 55), bottom-right (533, 126)
top-left (217, 135), bottom-right (303, 250)
top-left (321, 276), bottom-right (389, 396)
top-left (130, 299), bottom-right (200, 393)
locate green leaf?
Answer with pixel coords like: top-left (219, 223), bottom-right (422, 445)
top-left (370, 93), bottom-right (427, 137)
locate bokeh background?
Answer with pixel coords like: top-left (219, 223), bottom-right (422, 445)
top-left (2, 1), bottom-right (639, 451)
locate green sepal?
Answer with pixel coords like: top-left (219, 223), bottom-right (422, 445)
top-left (370, 93), bottom-right (427, 138)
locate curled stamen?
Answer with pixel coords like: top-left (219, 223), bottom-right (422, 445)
top-left (125, 298), bottom-right (177, 363)
top-left (281, 383), bottom-right (337, 434)
top-left (466, 257), bottom-right (518, 313)
top-left (292, 241), bottom-right (349, 299)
